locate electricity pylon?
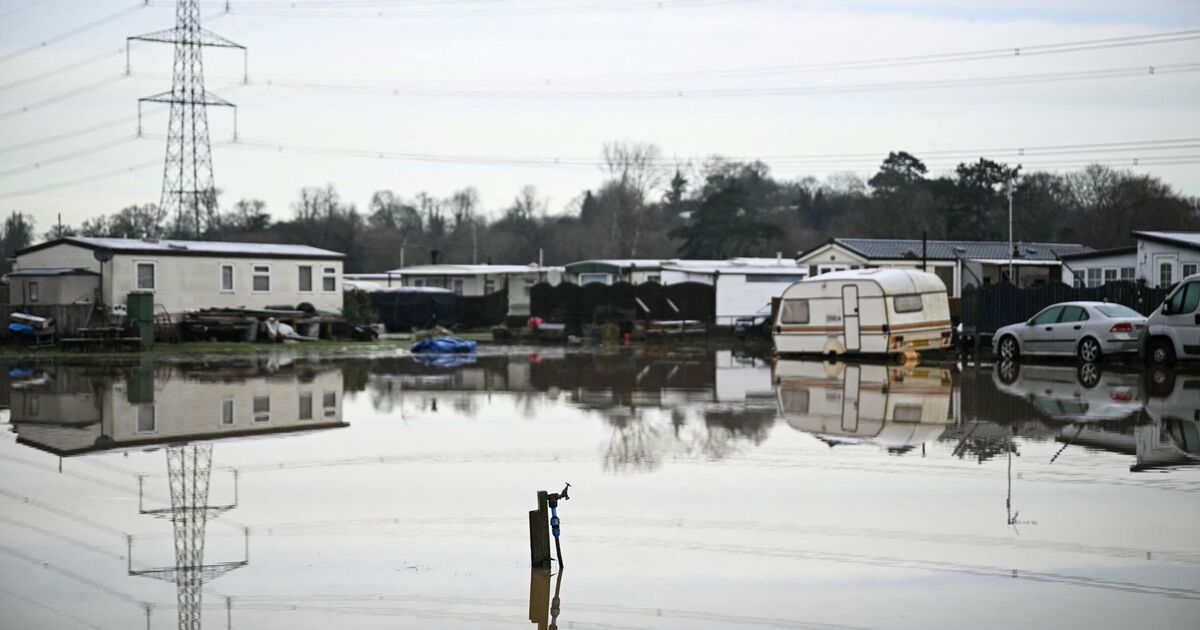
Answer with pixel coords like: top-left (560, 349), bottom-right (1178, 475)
top-left (130, 445), bottom-right (246, 630)
top-left (129, 0), bottom-right (245, 238)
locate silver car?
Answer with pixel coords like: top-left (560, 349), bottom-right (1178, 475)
top-left (993, 301), bottom-right (1147, 362)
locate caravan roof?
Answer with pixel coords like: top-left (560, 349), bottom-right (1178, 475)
top-left (805, 268), bottom-right (946, 294)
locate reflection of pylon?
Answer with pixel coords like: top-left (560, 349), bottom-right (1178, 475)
top-left (130, 445), bottom-right (247, 630)
top-left (128, 0), bottom-right (245, 237)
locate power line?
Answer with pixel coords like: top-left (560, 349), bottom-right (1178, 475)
top-left (0, 73), bottom-right (128, 121)
top-left (0, 3), bottom-right (146, 65)
top-left (0, 0), bottom-right (55, 20)
top-left (0, 157), bottom-right (164, 198)
top-left (151, 0), bottom-right (757, 19)
top-left (0, 47), bottom-right (125, 93)
top-left (0, 135), bottom-right (143, 179)
top-left (169, 61), bottom-right (1200, 99)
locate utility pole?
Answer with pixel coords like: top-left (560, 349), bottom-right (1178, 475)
top-left (1007, 178), bottom-right (1015, 284)
top-left (129, 0), bottom-right (245, 238)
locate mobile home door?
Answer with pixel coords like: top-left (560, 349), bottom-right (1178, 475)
top-left (842, 285), bottom-right (861, 352)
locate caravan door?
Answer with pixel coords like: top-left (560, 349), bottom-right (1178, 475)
top-left (841, 364), bottom-right (861, 432)
top-left (842, 285), bottom-right (861, 352)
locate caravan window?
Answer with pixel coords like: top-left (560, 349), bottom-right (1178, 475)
top-left (893, 294), bottom-right (923, 313)
top-left (136, 262), bottom-right (156, 290)
top-left (323, 267), bottom-right (337, 292)
top-left (298, 265), bottom-right (314, 292)
top-left (780, 299), bottom-right (810, 324)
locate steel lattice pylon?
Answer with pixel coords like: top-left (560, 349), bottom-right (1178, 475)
top-left (131, 445), bottom-right (246, 630)
top-left (130, 0), bottom-right (244, 238)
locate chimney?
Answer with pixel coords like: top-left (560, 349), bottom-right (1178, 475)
top-left (431, 249), bottom-right (439, 265)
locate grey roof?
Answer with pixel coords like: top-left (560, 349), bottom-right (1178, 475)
top-left (18, 237), bottom-right (344, 260)
top-left (1059, 246), bottom-right (1137, 261)
top-left (7, 267), bottom-right (99, 277)
top-left (1133, 231), bottom-right (1200, 252)
top-left (830, 238), bottom-right (1092, 261)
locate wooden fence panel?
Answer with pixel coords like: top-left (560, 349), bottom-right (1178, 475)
top-left (960, 281), bottom-right (1171, 334)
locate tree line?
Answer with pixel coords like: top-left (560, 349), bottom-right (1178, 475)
top-left (20, 143), bottom-right (1200, 272)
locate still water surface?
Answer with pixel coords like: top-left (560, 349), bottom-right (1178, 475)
top-left (1, 347), bottom-right (1198, 629)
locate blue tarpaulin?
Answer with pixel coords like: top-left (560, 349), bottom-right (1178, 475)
top-left (8, 323), bottom-right (34, 335)
top-left (410, 336), bottom-right (477, 354)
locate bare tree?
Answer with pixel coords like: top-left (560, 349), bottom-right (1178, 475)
top-left (602, 141), bottom-right (665, 257)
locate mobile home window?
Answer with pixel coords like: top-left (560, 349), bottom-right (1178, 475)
top-left (253, 395), bottom-right (270, 422)
top-left (220, 264), bottom-right (235, 292)
top-left (452, 279), bottom-right (464, 295)
top-left (780, 299), bottom-right (810, 324)
top-left (323, 391), bottom-right (337, 418)
top-left (1086, 268), bottom-right (1101, 288)
top-left (484, 279), bottom-right (496, 294)
top-left (136, 405), bottom-right (156, 433)
top-left (299, 392), bottom-right (313, 420)
top-left (322, 267), bottom-right (337, 292)
top-left (28, 281), bottom-right (39, 303)
top-left (221, 399), bottom-right (234, 425)
top-left (893, 294), bottom-right (923, 313)
top-left (1120, 267), bottom-right (1135, 280)
top-left (299, 265), bottom-right (313, 292)
top-left (253, 265), bottom-right (271, 292)
top-left (578, 273), bottom-right (611, 286)
top-left (136, 262), bottom-right (156, 290)
top-left (1103, 269), bottom-right (1117, 284)
top-left (1184, 263), bottom-right (1198, 278)
top-left (1160, 263), bottom-right (1173, 287)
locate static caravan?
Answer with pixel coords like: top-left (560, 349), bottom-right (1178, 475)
top-left (774, 360), bottom-right (954, 451)
top-left (773, 268), bottom-right (952, 356)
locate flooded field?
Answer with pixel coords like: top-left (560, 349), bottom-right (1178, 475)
top-left (2, 347), bottom-right (1198, 629)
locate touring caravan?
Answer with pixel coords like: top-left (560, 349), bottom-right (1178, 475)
top-left (773, 268), bottom-right (952, 356)
top-left (774, 360), bottom-right (954, 452)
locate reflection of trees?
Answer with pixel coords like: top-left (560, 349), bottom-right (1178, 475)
top-left (604, 411), bottom-right (664, 473)
top-left (697, 408), bottom-right (775, 459)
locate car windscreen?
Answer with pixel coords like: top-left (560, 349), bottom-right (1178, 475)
top-left (1095, 304), bottom-right (1142, 318)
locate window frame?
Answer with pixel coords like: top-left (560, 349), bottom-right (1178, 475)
top-left (136, 404), bottom-right (157, 434)
top-left (1183, 263), bottom-right (1199, 279)
top-left (1031, 306), bottom-right (1064, 325)
top-left (452, 278), bottom-right (464, 296)
top-left (1120, 267), bottom-right (1135, 281)
top-left (299, 392), bottom-right (313, 421)
top-left (1102, 268), bottom-right (1118, 284)
top-left (253, 395), bottom-right (271, 423)
top-left (134, 260), bottom-right (157, 291)
top-left (893, 294), bottom-right (923, 314)
top-left (220, 399), bottom-right (235, 426)
top-left (219, 263), bottom-right (235, 293)
top-left (483, 278), bottom-right (496, 294)
top-left (252, 264), bottom-right (272, 293)
top-left (1160, 262), bottom-right (1173, 288)
top-left (1086, 268), bottom-right (1102, 288)
top-left (780, 299), bottom-right (810, 325)
top-left (322, 267), bottom-right (337, 292)
top-left (298, 265), bottom-right (314, 293)
top-left (28, 281), bottom-right (39, 303)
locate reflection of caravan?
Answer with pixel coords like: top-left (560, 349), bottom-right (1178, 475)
top-left (773, 269), bottom-right (952, 356)
top-left (774, 360), bottom-right (954, 451)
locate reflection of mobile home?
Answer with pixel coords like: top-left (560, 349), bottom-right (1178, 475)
top-left (775, 360), bottom-right (954, 450)
top-left (11, 366), bottom-right (347, 456)
top-left (1136, 372), bottom-right (1200, 471)
top-left (773, 269), bottom-right (952, 356)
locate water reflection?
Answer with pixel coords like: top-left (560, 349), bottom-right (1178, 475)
top-left (3, 359), bottom-right (346, 629)
top-left (775, 360), bottom-right (954, 453)
top-left (2, 350), bottom-right (1200, 629)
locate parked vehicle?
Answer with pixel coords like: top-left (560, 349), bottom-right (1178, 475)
top-left (733, 303), bottom-right (773, 337)
top-left (1140, 273), bottom-right (1200, 365)
top-left (773, 268), bottom-right (952, 357)
top-left (992, 301), bottom-right (1146, 362)
top-left (992, 362), bottom-right (1141, 423)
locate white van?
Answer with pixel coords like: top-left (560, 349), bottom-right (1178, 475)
top-left (773, 268), bottom-right (952, 356)
top-left (1141, 272), bottom-right (1200, 365)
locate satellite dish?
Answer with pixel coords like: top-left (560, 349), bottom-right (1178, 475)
top-left (93, 247), bottom-right (113, 263)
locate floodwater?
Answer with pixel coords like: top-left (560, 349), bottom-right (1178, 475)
top-left (1, 347), bottom-right (1199, 630)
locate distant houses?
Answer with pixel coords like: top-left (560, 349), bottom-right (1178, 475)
top-left (795, 237), bottom-right (1092, 297)
top-left (10, 236), bottom-right (346, 317)
top-left (1061, 231), bottom-right (1200, 288)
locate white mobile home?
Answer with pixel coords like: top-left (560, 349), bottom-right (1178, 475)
top-left (773, 268), bottom-right (952, 356)
top-left (382, 263), bottom-right (563, 317)
top-left (1061, 231), bottom-right (1200, 289)
top-left (659, 258), bottom-right (808, 326)
top-left (12, 237), bottom-right (345, 318)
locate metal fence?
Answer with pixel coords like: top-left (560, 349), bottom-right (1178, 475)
top-left (960, 281), bottom-right (1171, 335)
top-left (530, 281), bottom-right (715, 326)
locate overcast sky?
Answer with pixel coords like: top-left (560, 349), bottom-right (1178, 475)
top-left (2, 0), bottom-right (1199, 233)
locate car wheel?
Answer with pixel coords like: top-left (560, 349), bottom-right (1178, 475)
top-left (1077, 362), bottom-right (1101, 388)
top-left (1147, 366), bottom-right (1176, 398)
top-left (1077, 337), bottom-right (1102, 363)
top-left (1148, 338), bottom-right (1176, 366)
top-left (998, 336), bottom-right (1019, 360)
